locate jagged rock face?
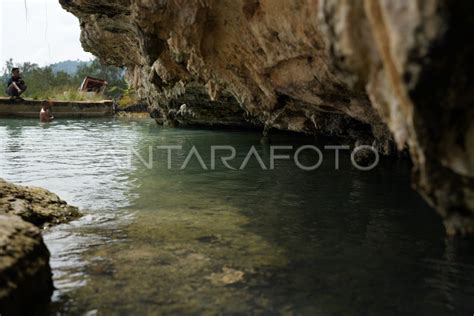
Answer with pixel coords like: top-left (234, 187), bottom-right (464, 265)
top-left (0, 214), bottom-right (53, 315)
top-left (60, 0), bottom-right (473, 234)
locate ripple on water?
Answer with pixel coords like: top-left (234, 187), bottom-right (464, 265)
top-left (1, 118), bottom-right (474, 315)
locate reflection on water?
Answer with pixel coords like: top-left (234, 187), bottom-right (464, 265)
top-left (0, 118), bottom-right (473, 315)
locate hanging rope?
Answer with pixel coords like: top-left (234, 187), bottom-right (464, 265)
top-left (44, 0), bottom-right (52, 62)
top-left (24, 0), bottom-right (29, 30)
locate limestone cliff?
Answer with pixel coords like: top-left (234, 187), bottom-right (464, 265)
top-left (60, 0), bottom-right (474, 234)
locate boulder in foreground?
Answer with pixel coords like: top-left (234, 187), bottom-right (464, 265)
top-left (0, 214), bottom-right (54, 315)
top-left (0, 179), bottom-right (81, 315)
top-left (0, 179), bottom-right (81, 227)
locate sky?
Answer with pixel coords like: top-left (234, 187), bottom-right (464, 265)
top-left (0, 0), bottom-right (94, 68)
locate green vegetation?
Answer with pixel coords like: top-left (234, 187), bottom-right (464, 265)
top-left (1, 58), bottom-right (128, 101)
top-left (117, 87), bottom-right (139, 109)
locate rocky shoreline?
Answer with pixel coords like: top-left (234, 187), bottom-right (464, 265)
top-left (0, 179), bottom-right (81, 315)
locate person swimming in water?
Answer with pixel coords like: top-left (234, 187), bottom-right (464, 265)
top-left (40, 101), bottom-right (54, 122)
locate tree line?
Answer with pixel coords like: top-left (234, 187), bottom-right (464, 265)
top-left (1, 58), bottom-right (128, 100)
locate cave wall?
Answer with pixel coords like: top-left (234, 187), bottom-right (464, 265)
top-left (60, 0), bottom-right (474, 234)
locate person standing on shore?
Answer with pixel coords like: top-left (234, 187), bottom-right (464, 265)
top-left (5, 68), bottom-right (27, 99)
top-left (40, 101), bottom-right (54, 123)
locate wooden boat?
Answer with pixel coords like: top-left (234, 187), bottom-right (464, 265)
top-left (0, 97), bottom-right (114, 118)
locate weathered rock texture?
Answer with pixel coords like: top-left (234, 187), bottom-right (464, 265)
top-left (60, 0), bottom-right (474, 234)
top-left (0, 179), bottom-right (81, 314)
top-left (0, 179), bottom-right (81, 227)
top-left (0, 214), bottom-right (53, 315)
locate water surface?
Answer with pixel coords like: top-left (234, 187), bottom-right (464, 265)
top-left (0, 118), bottom-right (473, 315)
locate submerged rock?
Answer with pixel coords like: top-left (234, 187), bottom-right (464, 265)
top-left (0, 214), bottom-right (54, 315)
top-left (208, 267), bottom-right (245, 286)
top-left (60, 0), bottom-right (474, 234)
top-left (0, 179), bottom-right (81, 227)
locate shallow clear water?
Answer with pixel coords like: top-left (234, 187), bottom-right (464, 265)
top-left (0, 118), bottom-right (473, 315)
